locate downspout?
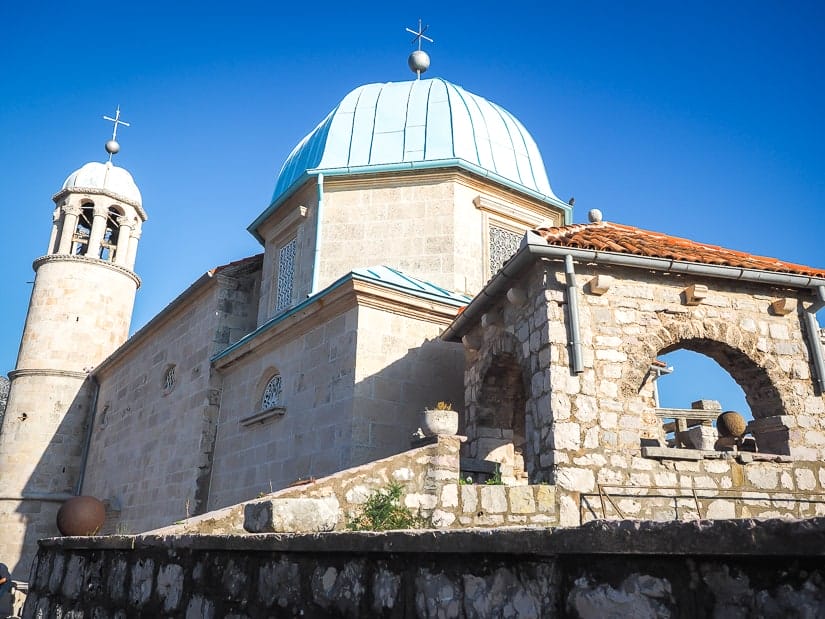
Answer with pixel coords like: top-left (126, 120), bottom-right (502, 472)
top-left (804, 285), bottom-right (825, 393)
top-left (310, 173), bottom-right (324, 295)
top-left (564, 254), bottom-right (584, 374)
top-left (75, 373), bottom-right (100, 495)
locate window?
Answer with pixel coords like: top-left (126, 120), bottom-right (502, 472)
top-left (73, 205), bottom-right (95, 255)
top-left (275, 237), bottom-right (297, 313)
top-left (488, 225), bottom-right (522, 277)
top-left (261, 374), bottom-right (283, 410)
top-left (162, 365), bottom-right (176, 394)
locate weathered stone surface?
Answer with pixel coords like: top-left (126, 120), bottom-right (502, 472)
top-left (21, 518), bottom-right (825, 617)
top-left (244, 496), bottom-right (339, 533)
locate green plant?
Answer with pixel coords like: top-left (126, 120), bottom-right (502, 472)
top-left (458, 475), bottom-right (473, 485)
top-left (347, 482), bottom-right (425, 531)
top-left (485, 463), bottom-right (504, 485)
top-left (433, 401), bottom-right (453, 411)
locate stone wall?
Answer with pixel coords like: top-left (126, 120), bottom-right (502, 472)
top-left (459, 260), bottom-right (825, 525)
top-left (83, 259), bottom-right (261, 536)
top-left (22, 518), bottom-right (825, 618)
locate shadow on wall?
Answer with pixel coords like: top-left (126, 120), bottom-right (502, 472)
top-left (0, 376), bottom-right (95, 581)
top-left (341, 336), bottom-right (465, 477)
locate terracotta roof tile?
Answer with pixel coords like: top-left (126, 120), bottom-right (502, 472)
top-left (533, 221), bottom-right (825, 279)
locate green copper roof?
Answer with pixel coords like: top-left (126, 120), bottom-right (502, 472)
top-left (269, 78), bottom-right (560, 206)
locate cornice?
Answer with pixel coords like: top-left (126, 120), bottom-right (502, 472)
top-left (33, 254), bottom-right (141, 288)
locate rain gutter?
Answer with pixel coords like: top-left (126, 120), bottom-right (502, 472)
top-left (564, 255), bottom-right (584, 373)
top-left (310, 173), bottom-right (324, 295)
top-left (804, 286), bottom-right (825, 392)
top-left (443, 232), bottom-right (825, 352)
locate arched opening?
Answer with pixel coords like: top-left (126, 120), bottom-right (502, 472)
top-left (474, 353), bottom-right (530, 483)
top-left (72, 204), bottom-right (94, 255)
top-left (653, 339), bottom-right (786, 453)
top-left (100, 206), bottom-right (123, 262)
top-left (657, 350), bottom-right (752, 419)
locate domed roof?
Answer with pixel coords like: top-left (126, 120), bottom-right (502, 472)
top-left (270, 78), bottom-right (559, 205)
top-left (62, 161), bottom-right (142, 206)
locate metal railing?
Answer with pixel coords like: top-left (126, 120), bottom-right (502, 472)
top-left (580, 483), bottom-right (825, 522)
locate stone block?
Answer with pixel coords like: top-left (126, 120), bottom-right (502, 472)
top-left (480, 486), bottom-right (507, 513)
top-left (680, 426), bottom-right (717, 450)
top-left (508, 486), bottom-right (536, 514)
top-left (461, 485), bottom-right (479, 513)
top-left (244, 497), bottom-right (340, 533)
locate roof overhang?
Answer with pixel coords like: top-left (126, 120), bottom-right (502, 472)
top-left (443, 230), bottom-right (825, 342)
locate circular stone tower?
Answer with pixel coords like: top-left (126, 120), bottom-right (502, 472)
top-left (0, 142), bottom-right (147, 580)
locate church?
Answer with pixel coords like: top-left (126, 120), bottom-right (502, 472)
top-left (2, 42), bottom-right (825, 590)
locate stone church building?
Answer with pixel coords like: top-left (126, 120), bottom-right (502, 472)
top-left (1, 68), bottom-right (824, 586)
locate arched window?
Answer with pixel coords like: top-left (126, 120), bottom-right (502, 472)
top-left (73, 204), bottom-right (95, 255)
top-left (162, 364), bottom-right (177, 395)
top-left (100, 207), bottom-right (123, 261)
top-left (261, 374), bottom-right (283, 410)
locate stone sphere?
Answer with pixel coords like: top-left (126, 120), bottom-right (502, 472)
top-left (717, 411), bottom-right (748, 438)
top-left (56, 496), bottom-right (105, 536)
top-left (408, 50), bottom-right (430, 74)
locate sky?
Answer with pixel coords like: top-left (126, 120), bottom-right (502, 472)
top-left (1, 1), bottom-right (823, 416)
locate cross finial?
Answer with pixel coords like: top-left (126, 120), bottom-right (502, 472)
top-left (406, 19), bottom-right (433, 79)
top-left (102, 106), bottom-right (130, 162)
top-left (406, 19), bottom-right (433, 52)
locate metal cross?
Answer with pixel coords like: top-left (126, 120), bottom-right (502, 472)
top-left (406, 19), bottom-right (433, 51)
top-left (103, 106), bottom-right (130, 141)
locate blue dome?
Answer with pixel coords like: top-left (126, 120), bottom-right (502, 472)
top-left (270, 78), bottom-right (559, 205)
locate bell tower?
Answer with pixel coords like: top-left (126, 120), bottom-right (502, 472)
top-left (0, 109), bottom-right (147, 580)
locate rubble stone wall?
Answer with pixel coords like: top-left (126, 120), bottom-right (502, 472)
top-left (461, 260), bottom-right (825, 524)
top-left (22, 518), bottom-right (825, 618)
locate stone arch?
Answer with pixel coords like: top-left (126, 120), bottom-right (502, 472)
top-left (467, 329), bottom-right (537, 483)
top-left (623, 315), bottom-right (793, 421)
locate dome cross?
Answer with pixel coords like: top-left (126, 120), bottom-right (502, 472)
top-left (102, 106), bottom-right (130, 161)
top-left (405, 19), bottom-right (434, 79)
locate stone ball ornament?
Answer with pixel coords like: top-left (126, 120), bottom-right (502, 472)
top-left (717, 411), bottom-right (748, 438)
top-left (56, 496), bottom-right (106, 536)
top-left (408, 50), bottom-right (431, 74)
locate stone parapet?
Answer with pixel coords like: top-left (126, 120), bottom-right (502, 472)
top-left (23, 518), bottom-right (825, 617)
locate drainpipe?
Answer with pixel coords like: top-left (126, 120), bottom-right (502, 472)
top-left (75, 373), bottom-right (100, 495)
top-left (564, 254), bottom-right (584, 374)
top-left (310, 173), bottom-right (324, 295)
top-left (804, 285), bottom-right (825, 393)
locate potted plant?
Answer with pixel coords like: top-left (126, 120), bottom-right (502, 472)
top-left (419, 401), bottom-right (459, 437)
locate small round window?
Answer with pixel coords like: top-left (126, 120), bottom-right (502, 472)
top-left (162, 365), bottom-right (177, 394)
top-left (261, 374), bottom-right (282, 410)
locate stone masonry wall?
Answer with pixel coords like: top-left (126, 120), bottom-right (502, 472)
top-left (461, 260), bottom-right (825, 525)
top-left (83, 261), bottom-right (261, 537)
top-left (23, 518), bottom-right (825, 618)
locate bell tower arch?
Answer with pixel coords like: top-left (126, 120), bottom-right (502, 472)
top-left (0, 117), bottom-right (147, 581)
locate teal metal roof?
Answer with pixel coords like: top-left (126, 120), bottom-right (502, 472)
top-left (269, 78), bottom-right (559, 206)
top-left (212, 265), bottom-right (469, 363)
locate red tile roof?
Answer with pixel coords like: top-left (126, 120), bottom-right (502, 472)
top-left (533, 221), bottom-right (825, 278)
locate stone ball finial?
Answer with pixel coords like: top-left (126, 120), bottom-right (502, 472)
top-left (408, 50), bottom-right (430, 75)
top-left (588, 209), bottom-right (603, 223)
top-left (717, 411), bottom-right (748, 438)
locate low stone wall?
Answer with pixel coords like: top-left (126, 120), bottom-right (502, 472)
top-left (23, 518), bottom-right (825, 618)
top-left (151, 436), bottom-right (556, 535)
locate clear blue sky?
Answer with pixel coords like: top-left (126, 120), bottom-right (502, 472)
top-left (1, 1), bottom-right (823, 415)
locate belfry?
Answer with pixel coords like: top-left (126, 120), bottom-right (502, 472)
top-left (0, 111), bottom-right (147, 579)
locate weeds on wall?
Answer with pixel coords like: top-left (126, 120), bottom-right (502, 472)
top-left (347, 482), bottom-right (425, 531)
